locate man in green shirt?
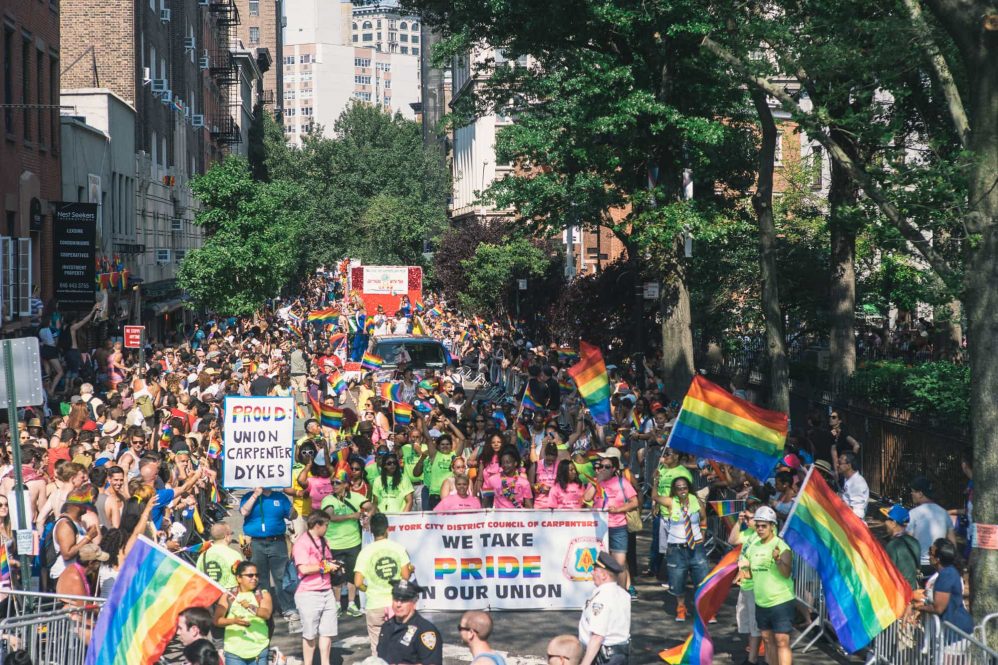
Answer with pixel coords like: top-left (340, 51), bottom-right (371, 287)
top-left (196, 523), bottom-right (242, 590)
top-left (321, 470), bottom-right (373, 617)
top-left (397, 430), bottom-right (426, 509)
top-left (417, 413), bottom-right (465, 509)
top-left (881, 504), bottom-right (921, 590)
top-left (355, 513), bottom-right (414, 654)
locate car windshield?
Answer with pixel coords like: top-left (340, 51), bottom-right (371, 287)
top-left (374, 341), bottom-right (447, 368)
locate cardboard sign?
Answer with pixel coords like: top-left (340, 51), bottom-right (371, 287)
top-left (222, 396), bottom-right (295, 489)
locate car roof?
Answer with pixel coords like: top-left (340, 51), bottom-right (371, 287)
top-left (371, 335), bottom-right (442, 344)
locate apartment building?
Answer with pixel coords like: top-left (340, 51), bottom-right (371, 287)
top-left (232, 0), bottom-right (282, 114)
top-left (350, 4), bottom-right (421, 57)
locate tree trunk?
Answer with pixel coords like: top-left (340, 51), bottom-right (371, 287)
top-left (659, 241), bottom-right (695, 399)
top-left (827, 133), bottom-right (858, 388)
top-left (750, 91), bottom-right (790, 413)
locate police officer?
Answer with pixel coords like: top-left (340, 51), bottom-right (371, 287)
top-left (376, 579), bottom-right (443, 665)
top-left (579, 552), bottom-right (631, 665)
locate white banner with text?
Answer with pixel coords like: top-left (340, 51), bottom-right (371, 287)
top-left (222, 396), bottom-right (295, 489)
top-left (387, 510), bottom-right (609, 611)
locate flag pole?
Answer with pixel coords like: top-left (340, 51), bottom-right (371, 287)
top-left (779, 464), bottom-right (814, 538)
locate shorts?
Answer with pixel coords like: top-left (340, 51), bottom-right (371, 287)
top-left (295, 589), bottom-right (338, 639)
top-left (331, 545), bottom-right (361, 579)
top-left (755, 598), bottom-right (796, 634)
top-left (736, 589), bottom-right (761, 637)
top-left (608, 526), bottom-right (629, 554)
top-left (41, 345), bottom-right (59, 361)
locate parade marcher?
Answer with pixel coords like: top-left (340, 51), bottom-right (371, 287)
top-left (729, 498), bottom-right (763, 665)
top-left (459, 610), bottom-right (508, 665)
top-left (239, 486), bottom-right (301, 633)
top-left (291, 512), bottom-right (341, 665)
top-left (215, 561), bottom-right (273, 665)
top-left (655, 475), bottom-right (709, 622)
top-left (376, 579), bottom-right (443, 665)
top-left (737, 507), bottom-right (794, 665)
top-left (182, 639), bottom-right (221, 665)
top-left (355, 513), bottom-right (414, 652)
top-left (370, 452), bottom-right (414, 513)
top-left (881, 504), bottom-right (921, 591)
top-left (650, 447), bottom-right (693, 578)
top-left (196, 523), bottom-right (243, 590)
top-left (578, 552), bottom-right (631, 665)
top-left (321, 469), bottom-right (373, 617)
top-left (484, 446), bottom-right (533, 509)
top-left (434, 474), bottom-right (482, 511)
top-left (584, 449), bottom-right (637, 590)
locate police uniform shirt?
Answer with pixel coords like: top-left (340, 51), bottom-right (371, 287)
top-left (578, 582), bottom-right (631, 647)
top-left (376, 612), bottom-right (443, 665)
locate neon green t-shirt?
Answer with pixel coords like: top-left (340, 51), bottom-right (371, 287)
top-left (574, 460), bottom-right (595, 485)
top-left (426, 450), bottom-right (455, 495)
top-left (320, 491), bottom-right (368, 550)
top-left (655, 465), bottom-right (694, 517)
top-left (356, 538), bottom-right (411, 610)
top-left (371, 475), bottom-right (414, 513)
top-left (399, 443), bottom-right (424, 485)
top-left (740, 535), bottom-right (794, 607)
top-left (223, 590), bottom-right (270, 659)
top-left (734, 529), bottom-right (760, 591)
top-left (197, 543), bottom-right (242, 590)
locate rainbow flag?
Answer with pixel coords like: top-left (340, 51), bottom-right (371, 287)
top-left (85, 536), bottom-right (223, 665)
top-left (184, 541), bottom-right (212, 556)
top-left (559, 378), bottom-right (574, 395)
top-left (309, 394), bottom-right (344, 429)
top-left (414, 301), bottom-right (425, 313)
top-left (667, 376), bottom-right (786, 481)
top-left (781, 469), bottom-right (911, 652)
top-left (361, 352), bottom-right (384, 370)
top-left (328, 370), bottom-right (347, 396)
top-left (380, 382), bottom-right (403, 403)
top-left (208, 483), bottom-right (219, 504)
top-left (206, 438), bottom-right (221, 459)
top-left (708, 500), bottom-right (744, 518)
top-left (307, 307), bottom-right (340, 323)
top-left (631, 409), bottom-right (642, 430)
top-left (567, 341), bottom-right (611, 425)
top-left (492, 409), bottom-right (508, 431)
top-left (0, 541), bottom-right (10, 587)
top-left (557, 347), bottom-right (579, 364)
top-left (521, 384), bottom-right (542, 411)
top-left (515, 422), bottom-right (530, 453)
top-left (660, 547), bottom-right (742, 664)
top-left (429, 306), bottom-right (443, 317)
top-left (393, 402), bottom-right (413, 425)
top-left (458, 330), bottom-right (471, 346)
top-left (329, 332), bottom-right (348, 350)
top-left (330, 446), bottom-right (351, 471)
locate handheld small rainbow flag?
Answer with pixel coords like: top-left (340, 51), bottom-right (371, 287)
top-left (184, 541), bottom-right (213, 556)
top-left (206, 438), bottom-right (222, 459)
top-left (515, 422), bottom-right (531, 452)
top-left (307, 307), bottom-right (340, 323)
top-left (414, 301), bottom-right (425, 313)
top-left (708, 500), bottom-right (745, 518)
top-left (631, 409), bottom-right (643, 430)
top-left (329, 332), bottom-right (348, 350)
top-left (567, 341), bottom-right (612, 425)
top-left (328, 369), bottom-right (347, 396)
top-left (660, 546), bottom-right (742, 664)
top-left (85, 537), bottom-right (223, 665)
top-left (521, 384), bottom-right (542, 411)
top-left (361, 352), bottom-right (384, 370)
top-left (429, 306), bottom-right (443, 317)
top-left (0, 541), bottom-right (10, 587)
top-left (559, 377), bottom-right (575, 395)
top-left (557, 347), bottom-right (580, 364)
top-left (309, 394), bottom-right (344, 429)
top-left (667, 375), bottom-right (787, 481)
top-left (393, 402), bottom-right (413, 425)
top-left (208, 483), bottom-right (220, 505)
top-left (379, 382), bottom-right (403, 403)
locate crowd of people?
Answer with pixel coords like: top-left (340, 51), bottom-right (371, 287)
top-left (0, 264), bottom-right (975, 665)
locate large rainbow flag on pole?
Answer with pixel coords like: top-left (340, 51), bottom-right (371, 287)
top-left (660, 546), bottom-right (742, 664)
top-left (566, 341), bottom-right (611, 425)
top-left (666, 375), bottom-right (787, 480)
top-left (781, 468), bottom-right (912, 652)
top-left (309, 394), bottom-right (344, 429)
top-left (307, 307), bottom-right (340, 323)
top-left (85, 536), bottom-right (223, 665)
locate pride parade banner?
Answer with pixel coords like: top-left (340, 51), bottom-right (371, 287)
top-left (386, 510), bottom-right (609, 611)
top-left (222, 396), bottom-right (295, 489)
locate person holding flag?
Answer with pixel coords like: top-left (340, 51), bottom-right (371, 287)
top-left (654, 475), bottom-right (709, 622)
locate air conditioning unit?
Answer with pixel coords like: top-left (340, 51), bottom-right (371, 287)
top-left (160, 8), bottom-right (171, 22)
top-left (184, 37), bottom-right (196, 51)
top-left (191, 114), bottom-right (205, 128)
top-left (151, 78), bottom-right (169, 94)
top-left (143, 67), bottom-right (152, 84)
top-left (199, 55), bottom-right (210, 70)
top-left (171, 218), bottom-right (183, 232)
top-left (159, 89), bottom-right (173, 104)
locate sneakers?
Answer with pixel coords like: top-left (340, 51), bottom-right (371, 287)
top-left (627, 585), bottom-right (638, 598)
top-left (345, 605), bottom-right (364, 618)
top-left (675, 605), bottom-right (687, 622)
top-left (284, 612), bottom-right (303, 634)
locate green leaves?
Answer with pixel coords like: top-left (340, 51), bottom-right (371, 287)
top-left (458, 238), bottom-right (553, 314)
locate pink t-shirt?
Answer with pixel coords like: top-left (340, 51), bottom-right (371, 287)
top-left (597, 476), bottom-right (638, 528)
top-left (434, 493), bottom-right (482, 512)
top-left (548, 482), bottom-right (585, 509)
top-left (479, 458), bottom-right (501, 492)
top-left (532, 460), bottom-right (558, 509)
top-left (291, 532), bottom-right (332, 593)
top-left (305, 476), bottom-right (334, 508)
top-left (485, 474), bottom-right (533, 509)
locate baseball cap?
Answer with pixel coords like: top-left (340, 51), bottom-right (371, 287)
top-left (753, 506), bottom-right (779, 524)
top-left (79, 543), bottom-right (110, 563)
top-left (880, 504), bottom-right (910, 525)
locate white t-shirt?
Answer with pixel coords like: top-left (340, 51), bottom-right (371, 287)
top-left (907, 502), bottom-right (951, 565)
top-left (841, 472), bottom-right (870, 519)
top-left (579, 581), bottom-right (631, 647)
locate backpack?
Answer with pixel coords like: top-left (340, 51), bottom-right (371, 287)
top-left (136, 394), bottom-right (155, 419)
top-left (42, 516), bottom-right (72, 569)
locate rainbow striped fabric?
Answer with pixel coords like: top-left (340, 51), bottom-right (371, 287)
top-left (708, 500), bottom-right (745, 517)
top-left (206, 438), bottom-right (222, 459)
top-left (361, 352), bottom-right (384, 370)
top-left (567, 341), bottom-right (611, 425)
top-left (307, 307), bottom-right (340, 323)
top-left (329, 332), bottom-right (348, 350)
top-left (515, 422), bottom-right (530, 453)
top-left (557, 347), bottom-right (579, 364)
top-left (631, 409), bottom-right (643, 430)
top-left (309, 394), bottom-right (344, 429)
top-left (0, 541), bottom-right (10, 587)
top-left (379, 382), bottom-right (403, 403)
top-left (667, 376), bottom-right (787, 481)
top-left (660, 546), bottom-right (742, 664)
top-left (328, 370), bottom-right (347, 396)
top-left (393, 402), bottom-right (413, 425)
top-left (558, 378), bottom-right (574, 395)
top-left (85, 536), bottom-right (223, 665)
top-left (521, 384), bottom-right (542, 411)
top-left (429, 306), bottom-right (443, 317)
top-left (183, 541), bottom-right (212, 556)
top-left (782, 469), bottom-right (911, 652)
top-left (414, 301), bottom-right (425, 313)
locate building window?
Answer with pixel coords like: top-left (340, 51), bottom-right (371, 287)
top-left (299, 54), bottom-right (312, 63)
top-left (354, 75), bottom-right (371, 84)
top-left (377, 19), bottom-right (382, 28)
top-left (399, 21), bottom-right (407, 30)
top-left (21, 38), bottom-right (30, 141)
top-left (352, 35), bottom-right (358, 42)
top-left (300, 88), bottom-right (312, 98)
top-left (352, 22), bottom-right (357, 30)
top-left (249, 0), bottom-right (259, 15)
top-left (412, 22), bottom-right (419, 30)
top-left (354, 91), bottom-right (371, 101)
top-left (400, 34), bottom-right (408, 42)
top-left (49, 56), bottom-right (58, 152)
top-left (36, 50), bottom-right (44, 148)
top-left (249, 27), bottom-right (260, 44)
top-left (400, 46), bottom-right (408, 55)
top-left (774, 133), bottom-right (783, 165)
top-left (301, 107), bottom-right (312, 116)
top-left (284, 55), bottom-right (295, 65)
top-left (3, 28), bottom-right (13, 134)
top-left (412, 48), bottom-right (419, 56)
top-left (284, 89), bottom-right (295, 100)
top-left (354, 58), bottom-right (371, 67)
top-left (362, 33), bottom-right (372, 42)
top-left (412, 35), bottom-right (419, 44)
top-left (362, 21), bottom-right (372, 29)
top-left (285, 107), bottom-right (295, 116)
top-left (385, 79), bottom-right (391, 88)
top-left (377, 32), bottom-right (382, 41)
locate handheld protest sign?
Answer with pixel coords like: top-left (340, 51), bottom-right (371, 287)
top-left (222, 396), bottom-right (295, 489)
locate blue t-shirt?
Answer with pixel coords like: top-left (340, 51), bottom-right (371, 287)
top-left (240, 491), bottom-right (292, 538)
top-left (150, 489), bottom-right (175, 530)
top-left (935, 566), bottom-right (973, 634)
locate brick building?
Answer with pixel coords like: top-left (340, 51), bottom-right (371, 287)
top-left (232, 0), bottom-right (281, 114)
top-left (0, 2), bottom-right (61, 332)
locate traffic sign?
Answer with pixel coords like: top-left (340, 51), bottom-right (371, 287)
top-left (0, 338), bottom-right (44, 407)
top-left (124, 325), bottom-right (145, 349)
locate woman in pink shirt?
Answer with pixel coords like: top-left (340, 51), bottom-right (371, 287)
top-left (484, 446), bottom-right (533, 509)
top-left (547, 459), bottom-right (585, 509)
top-left (434, 474), bottom-right (482, 511)
top-left (297, 459), bottom-right (333, 511)
top-left (584, 448), bottom-right (638, 589)
top-left (292, 512), bottom-right (342, 665)
top-left (471, 432), bottom-right (504, 507)
top-left (530, 443), bottom-right (560, 508)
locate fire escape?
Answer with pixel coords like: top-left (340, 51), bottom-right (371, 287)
top-left (207, 0), bottom-right (242, 147)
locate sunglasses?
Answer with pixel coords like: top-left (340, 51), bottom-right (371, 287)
top-left (598, 463), bottom-right (615, 470)
top-left (457, 623), bottom-right (476, 634)
top-left (240, 573), bottom-right (259, 578)
top-left (350, 466), bottom-right (363, 472)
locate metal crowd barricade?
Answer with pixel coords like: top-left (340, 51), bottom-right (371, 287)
top-left (866, 613), bottom-right (939, 665)
top-left (979, 613), bottom-right (998, 650)
top-left (936, 620), bottom-right (998, 665)
top-left (0, 590), bottom-right (105, 665)
top-left (791, 556), bottom-right (830, 652)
